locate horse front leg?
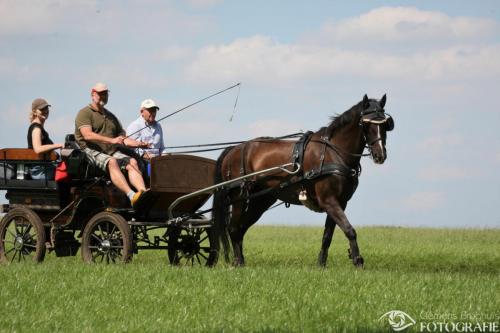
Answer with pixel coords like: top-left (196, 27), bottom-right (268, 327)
top-left (317, 215), bottom-right (336, 267)
top-left (323, 203), bottom-right (364, 268)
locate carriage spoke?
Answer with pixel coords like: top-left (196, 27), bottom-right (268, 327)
top-left (92, 251), bottom-right (103, 261)
top-left (98, 225), bottom-right (105, 239)
top-left (198, 234), bottom-right (208, 243)
top-left (198, 251), bottom-right (208, 260)
top-left (7, 228), bottom-right (17, 239)
top-left (15, 223), bottom-right (22, 237)
top-left (196, 254), bottom-right (202, 265)
top-left (21, 224), bottom-right (32, 238)
top-left (10, 250), bottom-right (18, 263)
top-left (91, 233), bottom-right (102, 243)
top-left (23, 243), bottom-right (37, 249)
top-left (109, 225), bottom-right (117, 237)
top-left (5, 247), bottom-right (15, 255)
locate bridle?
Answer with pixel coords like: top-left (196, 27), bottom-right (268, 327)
top-left (359, 102), bottom-right (394, 154)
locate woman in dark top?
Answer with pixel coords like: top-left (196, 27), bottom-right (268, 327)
top-left (27, 98), bottom-right (63, 179)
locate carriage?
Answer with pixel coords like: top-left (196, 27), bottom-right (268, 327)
top-left (1, 94), bottom-right (393, 268)
top-left (0, 134), bottom-right (221, 265)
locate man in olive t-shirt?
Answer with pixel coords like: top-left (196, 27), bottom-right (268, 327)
top-left (75, 82), bottom-right (150, 209)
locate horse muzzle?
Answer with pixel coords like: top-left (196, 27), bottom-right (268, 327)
top-left (371, 145), bottom-right (387, 164)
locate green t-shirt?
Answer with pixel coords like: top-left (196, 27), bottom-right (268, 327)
top-left (74, 105), bottom-right (125, 154)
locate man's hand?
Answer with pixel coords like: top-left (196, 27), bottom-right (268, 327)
top-left (142, 152), bottom-right (154, 160)
top-left (124, 138), bottom-right (150, 148)
top-left (111, 136), bottom-right (125, 145)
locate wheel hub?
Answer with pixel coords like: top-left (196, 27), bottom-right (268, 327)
top-left (98, 239), bottom-right (111, 253)
top-left (14, 236), bottom-right (24, 250)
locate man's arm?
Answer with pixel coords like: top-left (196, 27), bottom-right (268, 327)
top-left (126, 120), bottom-right (146, 155)
top-left (79, 126), bottom-right (124, 145)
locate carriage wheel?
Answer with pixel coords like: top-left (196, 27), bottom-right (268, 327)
top-left (81, 212), bottom-right (132, 264)
top-left (167, 227), bottom-right (214, 266)
top-left (0, 207), bottom-right (46, 264)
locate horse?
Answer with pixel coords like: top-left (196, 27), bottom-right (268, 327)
top-left (210, 94), bottom-right (394, 268)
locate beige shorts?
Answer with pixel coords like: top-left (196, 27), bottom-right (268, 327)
top-left (83, 148), bottom-right (132, 172)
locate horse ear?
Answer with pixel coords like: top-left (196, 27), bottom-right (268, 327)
top-left (362, 94), bottom-right (369, 108)
top-left (380, 94), bottom-right (387, 108)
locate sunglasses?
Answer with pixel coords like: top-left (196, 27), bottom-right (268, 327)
top-left (92, 90), bottom-right (109, 96)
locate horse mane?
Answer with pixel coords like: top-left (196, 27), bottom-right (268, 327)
top-left (317, 100), bottom-right (363, 139)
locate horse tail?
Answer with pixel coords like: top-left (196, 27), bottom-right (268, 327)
top-left (212, 146), bottom-right (233, 263)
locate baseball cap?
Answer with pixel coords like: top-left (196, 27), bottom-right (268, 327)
top-left (32, 98), bottom-right (51, 111)
top-left (91, 82), bottom-right (108, 93)
top-left (140, 99), bottom-right (159, 110)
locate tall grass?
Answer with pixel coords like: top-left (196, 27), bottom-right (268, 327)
top-left (0, 226), bottom-right (499, 332)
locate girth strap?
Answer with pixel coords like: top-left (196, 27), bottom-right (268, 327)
top-left (305, 162), bottom-right (359, 180)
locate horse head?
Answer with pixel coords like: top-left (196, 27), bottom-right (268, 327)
top-left (360, 94), bottom-right (394, 164)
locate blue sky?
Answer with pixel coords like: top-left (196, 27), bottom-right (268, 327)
top-left (1, 0), bottom-right (499, 228)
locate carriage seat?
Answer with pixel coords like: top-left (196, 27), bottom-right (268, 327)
top-left (0, 148), bottom-right (58, 189)
top-left (63, 134), bottom-right (107, 180)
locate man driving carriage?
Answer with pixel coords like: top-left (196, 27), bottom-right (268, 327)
top-left (74, 82), bottom-right (151, 209)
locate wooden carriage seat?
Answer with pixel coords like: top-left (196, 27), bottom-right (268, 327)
top-left (0, 148), bottom-right (57, 161)
top-left (0, 148), bottom-right (58, 190)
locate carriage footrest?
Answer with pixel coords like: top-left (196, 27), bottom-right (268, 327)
top-left (53, 231), bottom-right (80, 257)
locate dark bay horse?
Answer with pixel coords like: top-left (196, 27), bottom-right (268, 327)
top-left (212, 94), bottom-right (394, 267)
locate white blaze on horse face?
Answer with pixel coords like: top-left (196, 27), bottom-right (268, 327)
top-left (376, 125), bottom-right (384, 155)
top-left (371, 124), bottom-right (386, 163)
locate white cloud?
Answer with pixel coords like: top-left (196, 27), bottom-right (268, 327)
top-left (418, 165), bottom-right (467, 181)
top-left (401, 191), bottom-right (445, 211)
top-left (0, 0), bottom-right (212, 40)
top-left (185, 36), bottom-right (500, 86)
top-left (317, 6), bottom-right (498, 45)
top-left (183, 6), bottom-right (500, 86)
top-left (0, 1), bottom-right (95, 35)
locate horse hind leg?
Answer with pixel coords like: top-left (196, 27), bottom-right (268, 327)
top-left (317, 215), bottom-right (336, 267)
top-left (228, 195), bottom-right (276, 267)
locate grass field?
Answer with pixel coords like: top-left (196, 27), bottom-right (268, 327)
top-left (0, 226), bottom-right (499, 333)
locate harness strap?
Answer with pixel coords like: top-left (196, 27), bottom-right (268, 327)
top-left (291, 131), bottom-right (314, 176)
top-left (305, 162), bottom-right (359, 180)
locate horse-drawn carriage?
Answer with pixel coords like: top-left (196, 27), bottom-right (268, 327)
top-left (0, 135), bottom-right (220, 265)
top-left (1, 94), bottom-right (394, 268)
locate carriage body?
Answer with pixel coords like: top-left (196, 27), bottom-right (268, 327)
top-left (0, 144), bottom-right (217, 265)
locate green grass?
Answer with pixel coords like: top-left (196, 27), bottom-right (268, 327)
top-left (0, 226), bottom-right (499, 332)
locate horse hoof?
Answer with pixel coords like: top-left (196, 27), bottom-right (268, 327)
top-left (232, 260), bottom-right (245, 267)
top-left (347, 248), bottom-right (352, 259)
top-left (317, 252), bottom-right (328, 267)
top-left (353, 256), bottom-right (364, 268)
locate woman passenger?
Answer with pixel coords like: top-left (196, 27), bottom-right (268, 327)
top-left (27, 98), bottom-right (64, 179)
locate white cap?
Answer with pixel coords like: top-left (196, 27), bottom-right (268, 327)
top-left (91, 82), bottom-right (108, 93)
top-left (140, 99), bottom-right (159, 110)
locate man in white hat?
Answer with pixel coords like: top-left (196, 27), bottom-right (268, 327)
top-left (74, 82), bottom-right (151, 209)
top-left (126, 98), bottom-right (166, 160)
